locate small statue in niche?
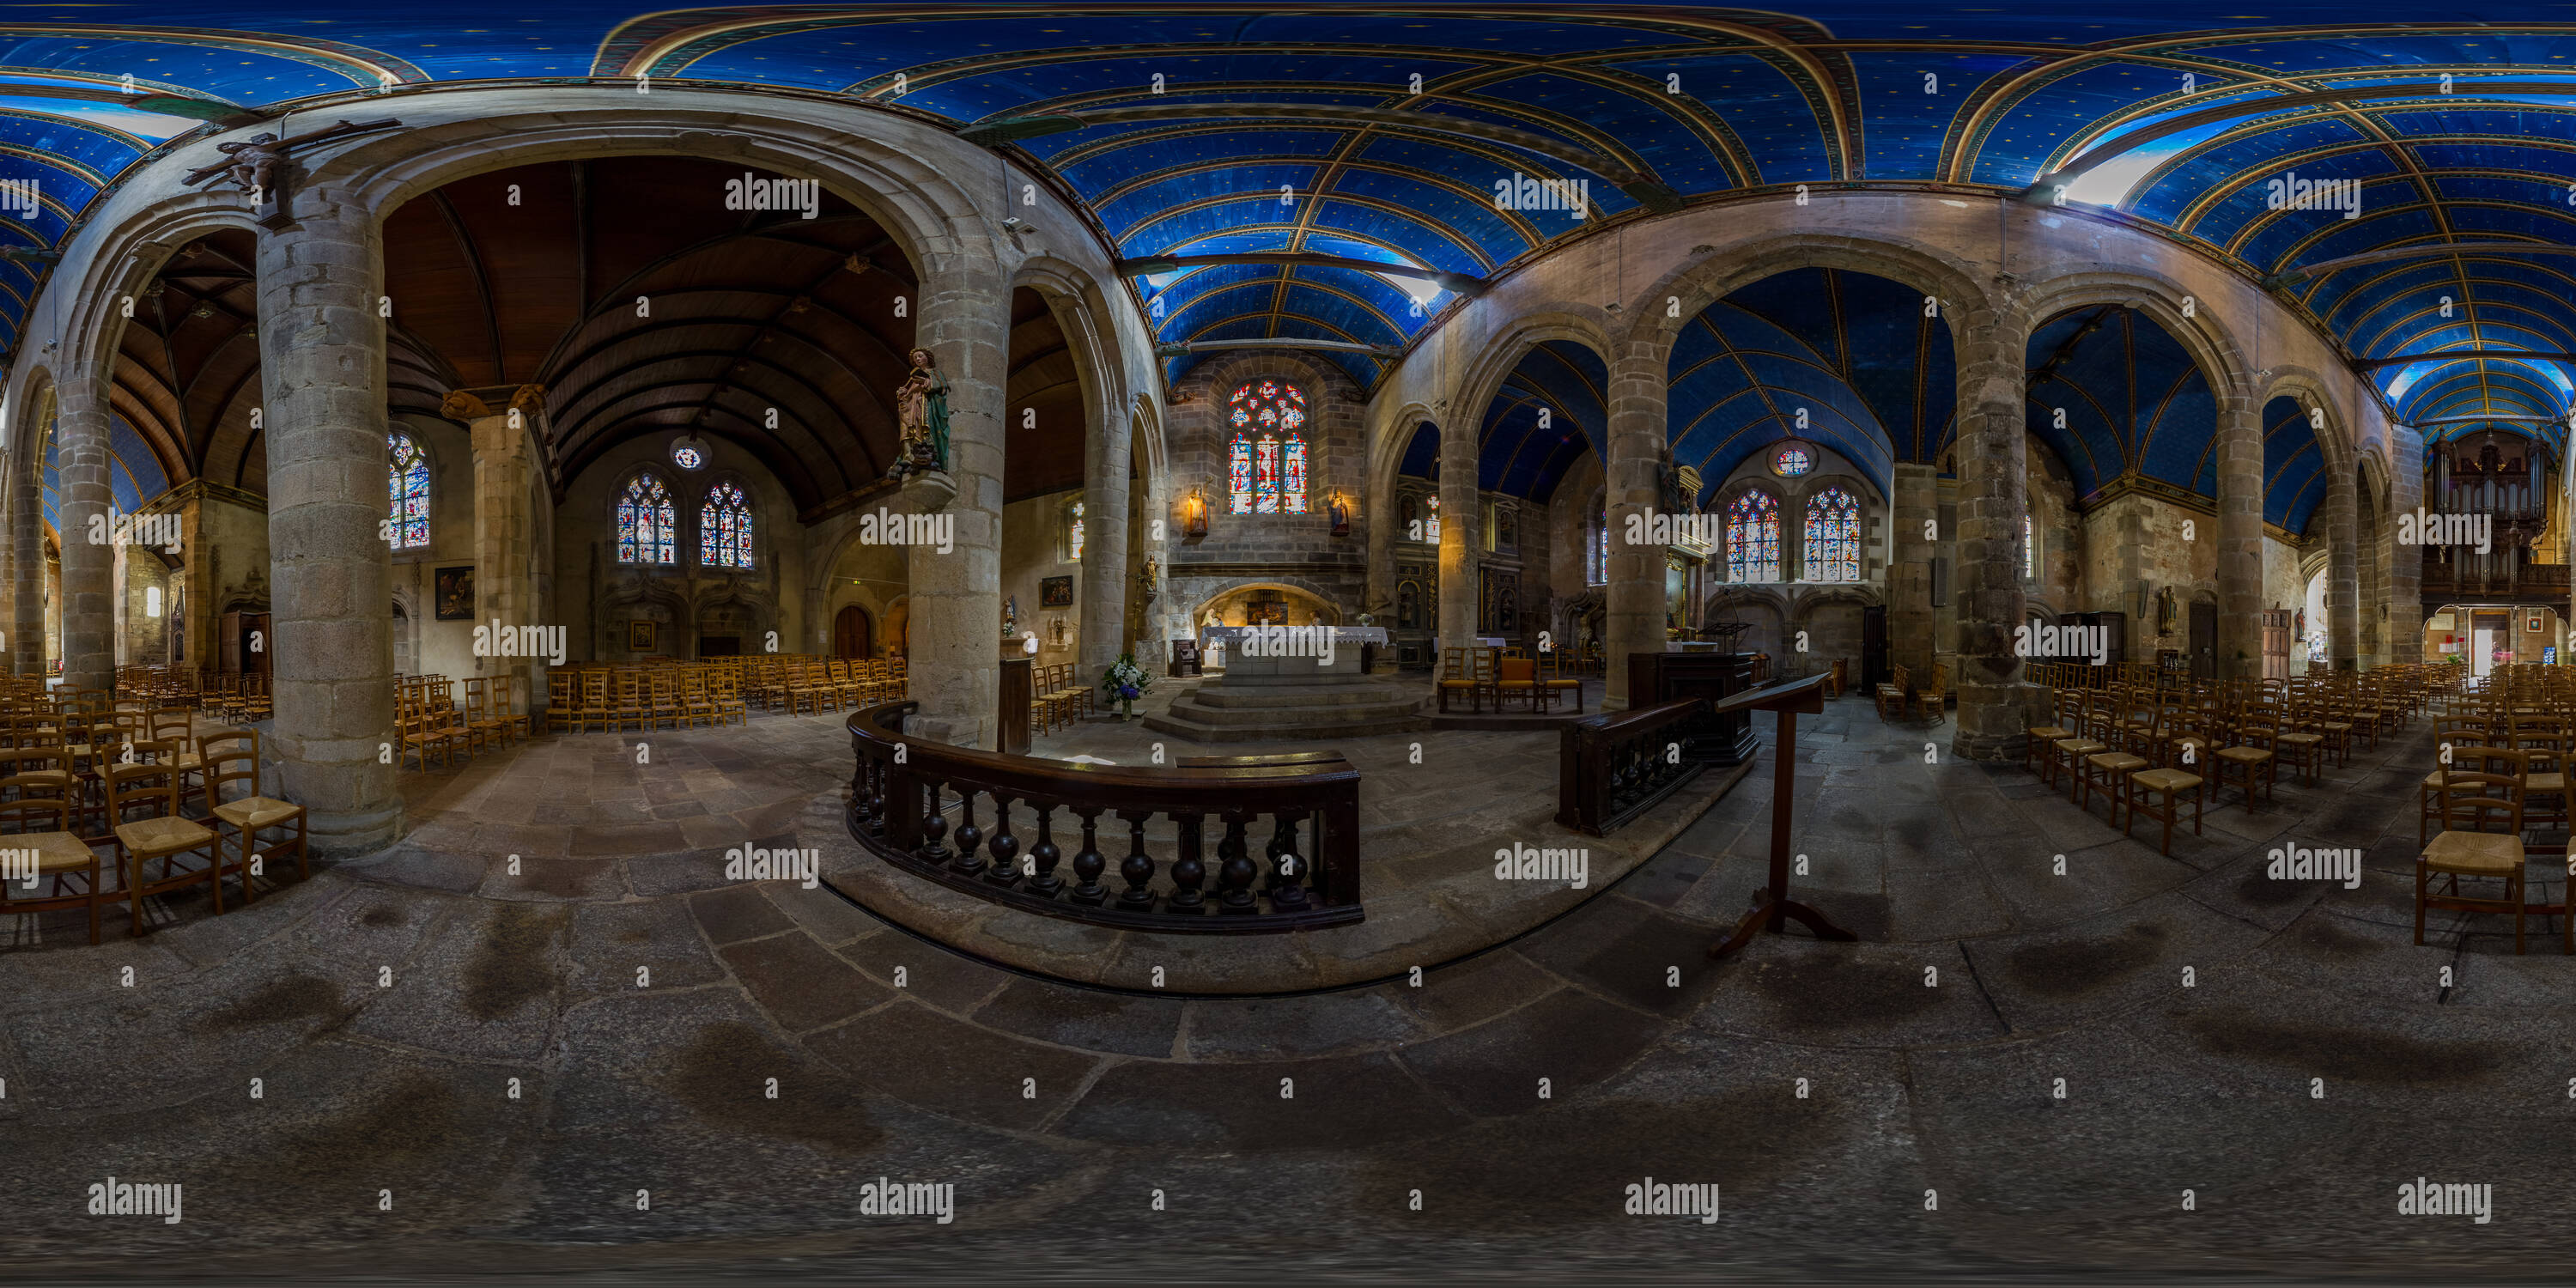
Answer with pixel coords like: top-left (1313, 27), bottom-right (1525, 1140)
top-left (890, 347), bottom-right (952, 478)
top-left (1001, 595), bottom-right (1018, 641)
top-left (2155, 586), bottom-right (2180, 636)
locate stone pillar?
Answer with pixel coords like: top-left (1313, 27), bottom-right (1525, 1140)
top-left (54, 380), bottom-right (112, 692)
top-left (10, 439), bottom-right (34, 677)
top-left (1364, 438), bottom-right (1395, 662)
top-left (1435, 410), bottom-right (1479, 655)
top-left (2387, 427), bottom-right (2424, 664)
top-left (1949, 312), bottom-right (2030, 760)
top-left (1889, 462), bottom-right (1938, 680)
top-left (2324, 449), bottom-right (2360, 671)
top-left (1603, 349), bottom-right (1668, 711)
top-left (1078, 388), bottom-right (1131, 683)
top-left (465, 386), bottom-right (544, 715)
top-left (903, 254), bottom-right (1009, 749)
top-left (256, 191), bottom-right (398, 855)
top-left (2215, 392), bottom-right (2263, 680)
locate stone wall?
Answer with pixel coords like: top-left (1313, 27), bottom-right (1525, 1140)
top-left (1163, 350), bottom-right (1370, 626)
top-left (1000, 487), bottom-right (1083, 671)
top-left (553, 434), bottom-right (806, 663)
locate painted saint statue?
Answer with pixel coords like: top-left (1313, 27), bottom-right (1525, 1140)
top-left (892, 347), bottom-right (952, 477)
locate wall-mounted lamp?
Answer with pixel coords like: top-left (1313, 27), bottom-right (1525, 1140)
top-left (1182, 487), bottom-right (1210, 539)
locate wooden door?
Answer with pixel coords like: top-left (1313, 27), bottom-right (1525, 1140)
top-left (243, 613), bottom-right (272, 677)
top-left (2189, 602), bottom-right (2217, 680)
top-left (2260, 609), bottom-right (2292, 680)
top-left (220, 611), bottom-right (243, 672)
top-left (834, 605), bottom-right (872, 659)
top-left (1860, 604), bottom-right (1888, 690)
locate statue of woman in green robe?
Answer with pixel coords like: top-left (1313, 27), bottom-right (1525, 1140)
top-left (894, 347), bottom-right (951, 477)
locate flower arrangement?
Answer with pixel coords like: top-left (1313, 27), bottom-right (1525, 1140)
top-left (1100, 653), bottom-right (1152, 714)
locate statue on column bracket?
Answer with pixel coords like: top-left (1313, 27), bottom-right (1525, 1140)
top-left (181, 118), bottom-right (403, 228)
top-left (891, 348), bottom-right (952, 480)
top-left (1134, 556), bottom-right (1159, 606)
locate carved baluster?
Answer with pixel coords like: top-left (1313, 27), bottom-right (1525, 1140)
top-left (1265, 811), bottom-right (1309, 911)
top-left (1026, 805), bottom-right (1063, 898)
top-left (1168, 811), bottom-right (1207, 914)
top-left (864, 756), bottom-right (887, 837)
top-left (1117, 811), bottom-right (1157, 909)
top-left (1069, 807), bottom-right (1108, 905)
top-left (1216, 814), bottom-right (1258, 913)
top-left (917, 779), bottom-right (951, 864)
top-left (949, 787), bottom-right (984, 876)
top-left (984, 793), bottom-right (1021, 886)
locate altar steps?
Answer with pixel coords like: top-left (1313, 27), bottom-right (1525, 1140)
top-left (1144, 678), bottom-right (1429, 742)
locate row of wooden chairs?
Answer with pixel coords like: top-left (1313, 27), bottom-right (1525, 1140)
top-left (544, 666), bottom-right (750, 735)
top-left (1034, 664), bottom-right (1093, 733)
top-left (0, 726), bottom-right (307, 943)
top-left (1433, 647), bottom-right (1581, 714)
top-left (1875, 663), bottom-right (1947, 722)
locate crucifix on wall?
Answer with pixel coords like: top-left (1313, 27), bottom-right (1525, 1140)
top-left (181, 118), bottom-right (403, 228)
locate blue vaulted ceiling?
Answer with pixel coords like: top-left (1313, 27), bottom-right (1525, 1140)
top-left (2262, 395), bottom-right (2328, 533)
top-left (0, 3), bottom-right (2565, 467)
top-left (1479, 340), bottom-right (1606, 501)
top-left (1668, 267), bottom-right (1955, 501)
top-left (2024, 305), bottom-right (2217, 503)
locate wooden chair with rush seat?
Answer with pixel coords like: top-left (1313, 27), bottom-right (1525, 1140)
top-left (104, 760), bottom-right (222, 935)
top-left (0, 784), bottom-right (101, 944)
top-left (202, 731), bottom-right (310, 906)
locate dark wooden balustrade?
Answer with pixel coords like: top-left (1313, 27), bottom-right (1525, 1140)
top-left (2420, 560), bottom-right (2567, 604)
top-left (846, 702), bottom-right (1363, 933)
top-left (1556, 696), bottom-right (1715, 836)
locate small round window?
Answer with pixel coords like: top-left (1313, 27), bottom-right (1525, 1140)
top-left (1772, 447), bottom-right (1812, 477)
top-left (671, 434), bottom-right (708, 471)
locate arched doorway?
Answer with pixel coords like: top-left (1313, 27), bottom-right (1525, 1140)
top-left (834, 605), bottom-right (872, 659)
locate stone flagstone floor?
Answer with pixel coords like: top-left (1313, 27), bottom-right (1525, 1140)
top-left (0, 690), bottom-right (2567, 1281)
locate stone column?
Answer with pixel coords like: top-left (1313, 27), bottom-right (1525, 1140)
top-left (256, 190), bottom-right (398, 855)
top-left (1364, 436), bottom-right (1395, 662)
top-left (2215, 392), bottom-right (2263, 680)
top-left (903, 253), bottom-right (1009, 749)
top-left (1949, 310), bottom-right (2030, 760)
top-left (1078, 387), bottom-right (1131, 683)
top-left (1889, 462), bottom-right (1938, 680)
top-left (1603, 349), bottom-right (1668, 711)
top-left (53, 380), bottom-right (112, 692)
top-left (2387, 426), bottom-right (2424, 664)
top-left (10, 440), bottom-right (33, 677)
top-left (2324, 448), bottom-right (2360, 671)
top-left (465, 386), bottom-right (544, 716)
top-left (1436, 410), bottom-right (1479, 656)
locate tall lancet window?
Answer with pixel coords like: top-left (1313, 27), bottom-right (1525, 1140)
top-left (617, 472), bottom-right (677, 565)
top-left (1226, 380), bottom-right (1308, 513)
top-left (701, 481), bottom-right (753, 569)
top-left (1804, 487), bottom-right (1859, 582)
top-left (387, 433), bottom-right (430, 550)
top-left (1725, 490), bottom-right (1780, 583)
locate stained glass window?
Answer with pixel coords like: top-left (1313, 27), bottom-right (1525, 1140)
top-left (672, 444), bottom-right (702, 470)
top-left (617, 472), bottom-right (676, 565)
top-left (700, 481), bottom-right (752, 569)
top-left (1226, 380), bottom-right (1308, 513)
top-left (1586, 496), bottom-right (1609, 586)
top-left (1773, 447), bottom-right (1811, 477)
top-left (2024, 515), bottom-right (2035, 581)
top-left (1067, 500), bottom-right (1085, 562)
top-left (387, 433), bottom-right (429, 550)
top-left (1804, 486), bottom-right (1859, 582)
top-left (1725, 490), bottom-right (1780, 583)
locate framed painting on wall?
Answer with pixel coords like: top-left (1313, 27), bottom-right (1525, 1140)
top-left (629, 619), bottom-right (657, 652)
top-left (1040, 575), bottom-right (1074, 608)
top-left (434, 566), bottom-right (475, 621)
